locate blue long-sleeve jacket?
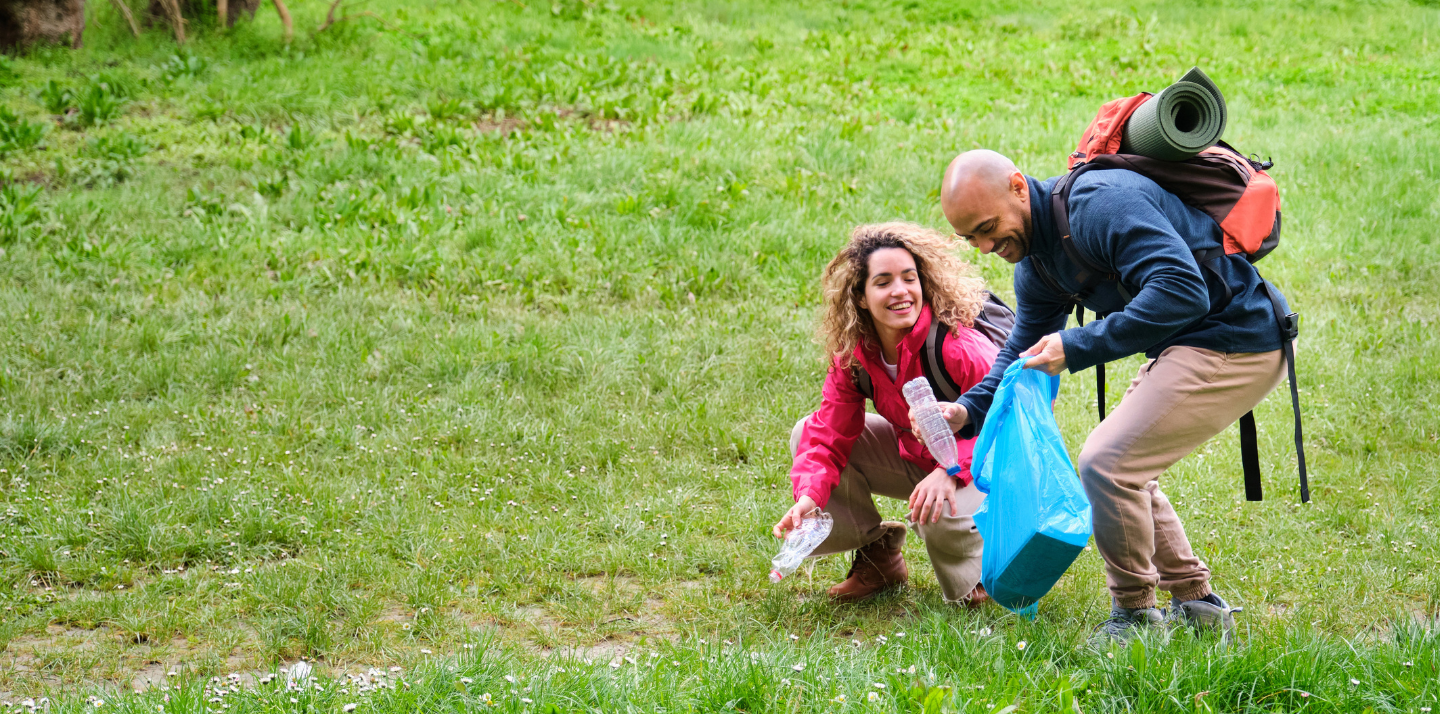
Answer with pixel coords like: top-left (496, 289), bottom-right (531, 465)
top-left (955, 169), bottom-right (1291, 437)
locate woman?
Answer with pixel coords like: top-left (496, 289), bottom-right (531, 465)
top-left (773, 222), bottom-right (998, 605)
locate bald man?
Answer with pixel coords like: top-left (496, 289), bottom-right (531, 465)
top-left (925, 150), bottom-right (1293, 644)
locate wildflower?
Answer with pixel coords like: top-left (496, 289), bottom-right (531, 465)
top-left (872, 683), bottom-right (885, 689)
top-left (789, 634), bottom-right (799, 641)
top-left (504, 675), bottom-right (517, 684)
top-left (867, 692), bottom-right (880, 702)
top-left (895, 632), bottom-right (906, 638)
top-left (831, 695), bottom-right (847, 703)
top-left (520, 699), bottom-right (533, 704)
top-left (1016, 641), bottom-right (1027, 651)
top-left (343, 705), bottom-right (358, 713)
top-left (792, 663), bottom-right (806, 672)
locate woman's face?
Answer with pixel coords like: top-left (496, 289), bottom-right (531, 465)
top-left (858, 247), bottom-right (923, 339)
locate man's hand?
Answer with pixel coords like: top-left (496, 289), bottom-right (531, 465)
top-left (908, 402), bottom-right (968, 436)
top-left (772, 495), bottom-right (819, 539)
top-left (1022, 332), bottom-right (1068, 375)
top-left (907, 468), bottom-right (961, 525)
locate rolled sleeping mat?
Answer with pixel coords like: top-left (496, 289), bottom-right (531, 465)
top-left (1119, 66), bottom-right (1227, 161)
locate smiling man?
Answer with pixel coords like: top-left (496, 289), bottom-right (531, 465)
top-left (928, 149), bottom-right (1295, 644)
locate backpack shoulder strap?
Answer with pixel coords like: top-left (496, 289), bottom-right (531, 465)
top-left (1051, 163), bottom-right (1129, 301)
top-left (851, 364), bottom-right (874, 402)
top-left (922, 319), bottom-right (964, 403)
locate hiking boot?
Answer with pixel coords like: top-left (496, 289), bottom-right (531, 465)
top-left (828, 522), bottom-right (907, 603)
top-left (1166, 593), bottom-right (1239, 640)
top-left (1089, 605), bottom-right (1165, 648)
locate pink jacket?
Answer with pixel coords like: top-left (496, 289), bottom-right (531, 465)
top-left (790, 305), bottom-right (1000, 509)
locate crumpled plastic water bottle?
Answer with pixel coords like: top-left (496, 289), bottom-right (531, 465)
top-left (902, 378), bottom-right (962, 477)
top-left (769, 508), bottom-right (833, 583)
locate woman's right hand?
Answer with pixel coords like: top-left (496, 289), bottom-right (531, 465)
top-left (909, 402), bottom-right (969, 435)
top-left (772, 495), bottom-right (819, 539)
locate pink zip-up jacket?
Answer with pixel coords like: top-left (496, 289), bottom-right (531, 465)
top-left (791, 305), bottom-right (1000, 509)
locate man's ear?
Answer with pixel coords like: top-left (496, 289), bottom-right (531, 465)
top-left (1010, 171), bottom-right (1027, 201)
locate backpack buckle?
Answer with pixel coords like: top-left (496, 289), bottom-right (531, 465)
top-left (1281, 312), bottom-right (1300, 340)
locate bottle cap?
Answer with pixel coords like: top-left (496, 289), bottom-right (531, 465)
top-left (769, 570), bottom-right (783, 583)
top-left (945, 465), bottom-right (963, 477)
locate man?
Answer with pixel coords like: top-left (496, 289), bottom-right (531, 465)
top-left (929, 149), bottom-right (1292, 643)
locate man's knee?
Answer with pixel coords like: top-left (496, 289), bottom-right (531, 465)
top-left (789, 415), bottom-right (811, 458)
top-left (1077, 444), bottom-right (1116, 491)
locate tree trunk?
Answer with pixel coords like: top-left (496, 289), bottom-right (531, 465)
top-left (147, 0), bottom-right (257, 27)
top-left (0, 0), bottom-right (86, 51)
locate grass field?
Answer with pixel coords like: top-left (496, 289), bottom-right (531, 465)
top-left (2, 0), bottom-right (1439, 710)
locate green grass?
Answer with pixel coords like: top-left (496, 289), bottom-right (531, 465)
top-left (1, 0), bottom-right (1438, 710)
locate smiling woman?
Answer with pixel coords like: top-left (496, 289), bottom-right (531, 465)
top-left (773, 222), bottom-right (999, 606)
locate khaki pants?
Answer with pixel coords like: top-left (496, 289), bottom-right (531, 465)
top-left (790, 414), bottom-right (986, 603)
top-left (1079, 345), bottom-right (1288, 609)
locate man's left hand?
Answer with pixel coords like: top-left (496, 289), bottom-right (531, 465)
top-left (1021, 332), bottom-right (1067, 375)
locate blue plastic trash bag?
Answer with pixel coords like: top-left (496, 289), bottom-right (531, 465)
top-left (971, 357), bottom-right (1092, 616)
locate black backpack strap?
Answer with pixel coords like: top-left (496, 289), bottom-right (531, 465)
top-left (1255, 279), bottom-right (1307, 502)
top-left (1194, 246), bottom-right (1234, 307)
top-left (1239, 411), bottom-right (1262, 500)
top-left (851, 365), bottom-right (874, 402)
top-left (1074, 306), bottom-right (1107, 422)
top-left (923, 319), bottom-right (964, 403)
top-left (1051, 164), bottom-right (1121, 294)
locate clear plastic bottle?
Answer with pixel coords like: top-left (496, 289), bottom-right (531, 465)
top-left (769, 508), bottom-right (834, 583)
top-left (902, 377), bottom-right (962, 477)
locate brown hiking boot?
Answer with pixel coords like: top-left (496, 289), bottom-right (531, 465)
top-left (827, 522), bottom-right (907, 603)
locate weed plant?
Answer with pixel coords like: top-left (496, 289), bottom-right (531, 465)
top-left (0, 0), bottom-right (1437, 710)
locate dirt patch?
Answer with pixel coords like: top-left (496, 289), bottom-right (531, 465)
top-left (474, 117), bottom-right (525, 136)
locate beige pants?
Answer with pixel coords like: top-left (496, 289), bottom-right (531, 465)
top-left (790, 414), bottom-right (986, 603)
top-left (1079, 345), bottom-right (1288, 609)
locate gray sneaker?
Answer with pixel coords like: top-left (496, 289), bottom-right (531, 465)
top-left (1167, 593), bottom-right (1239, 640)
top-left (1090, 605), bottom-right (1165, 647)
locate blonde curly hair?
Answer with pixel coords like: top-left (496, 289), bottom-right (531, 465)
top-left (818, 222), bottom-right (989, 368)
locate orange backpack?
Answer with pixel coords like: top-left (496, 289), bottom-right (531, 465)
top-left (1046, 94), bottom-right (1308, 503)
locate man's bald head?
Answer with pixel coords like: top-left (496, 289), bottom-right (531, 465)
top-left (939, 150), bottom-right (1033, 263)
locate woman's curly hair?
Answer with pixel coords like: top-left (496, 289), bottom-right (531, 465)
top-left (818, 222), bottom-right (989, 368)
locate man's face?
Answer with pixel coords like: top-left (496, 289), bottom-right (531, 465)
top-left (946, 173), bottom-right (1032, 264)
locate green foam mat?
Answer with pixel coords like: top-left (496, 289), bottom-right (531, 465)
top-left (1120, 66), bottom-right (1227, 161)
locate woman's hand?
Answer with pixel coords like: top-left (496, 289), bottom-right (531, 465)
top-left (908, 402), bottom-right (969, 435)
top-left (907, 468), bottom-right (961, 524)
top-left (772, 495), bottom-right (820, 539)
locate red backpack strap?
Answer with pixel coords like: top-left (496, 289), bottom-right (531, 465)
top-left (1068, 93), bottom-right (1153, 170)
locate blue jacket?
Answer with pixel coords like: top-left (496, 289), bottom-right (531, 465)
top-left (956, 169), bottom-right (1291, 437)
